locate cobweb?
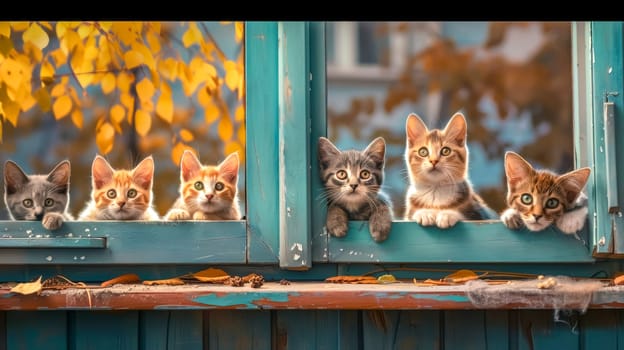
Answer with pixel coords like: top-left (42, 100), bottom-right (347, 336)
top-left (465, 276), bottom-right (606, 313)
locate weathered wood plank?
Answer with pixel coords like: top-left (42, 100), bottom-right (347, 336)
top-left (580, 309), bottom-right (618, 349)
top-left (245, 21), bottom-right (280, 264)
top-left (326, 221), bottom-right (593, 263)
top-left (139, 311), bottom-right (202, 350)
top-left (0, 221), bottom-right (246, 264)
top-left (1, 282), bottom-right (621, 311)
top-left (207, 310), bottom-right (271, 350)
top-left (275, 310), bottom-right (339, 350)
top-left (70, 311), bottom-right (138, 350)
top-left (444, 310), bottom-right (487, 350)
top-left (516, 310), bottom-right (579, 350)
top-left (0, 237), bottom-right (105, 248)
top-left (485, 311), bottom-right (510, 350)
top-left (6, 311), bottom-right (67, 350)
top-left (362, 310), bottom-right (441, 349)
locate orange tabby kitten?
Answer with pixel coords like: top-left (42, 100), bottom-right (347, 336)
top-left (501, 151), bottom-right (591, 234)
top-left (77, 155), bottom-right (160, 220)
top-left (165, 150), bottom-right (241, 221)
top-left (404, 112), bottom-right (495, 228)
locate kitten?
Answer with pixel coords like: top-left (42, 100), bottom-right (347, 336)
top-left (3, 160), bottom-right (74, 230)
top-left (318, 136), bottom-right (393, 242)
top-left (77, 155), bottom-right (160, 220)
top-left (165, 150), bottom-right (241, 221)
top-left (404, 112), bottom-right (494, 228)
top-left (501, 151), bottom-right (591, 234)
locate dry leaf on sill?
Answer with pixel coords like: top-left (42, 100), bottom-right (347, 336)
top-left (143, 278), bottom-right (185, 286)
top-left (191, 268), bottom-right (231, 283)
top-left (10, 276), bottom-right (43, 295)
top-left (443, 269), bottom-right (481, 283)
top-left (325, 275), bottom-right (378, 284)
top-left (613, 274), bottom-right (624, 286)
top-left (101, 273), bottom-right (141, 287)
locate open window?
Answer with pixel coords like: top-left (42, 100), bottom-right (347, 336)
top-left (0, 22), bottom-right (280, 266)
top-left (303, 21), bottom-right (600, 267)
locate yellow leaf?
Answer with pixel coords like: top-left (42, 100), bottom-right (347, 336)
top-left (444, 269), bottom-right (479, 283)
top-left (40, 60), bottom-right (55, 86)
top-left (124, 50), bottom-right (144, 70)
top-left (158, 58), bottom-right (178, 81)
top-left (111, 22), bottom-right (142, 46)
top-left (146, 31), bottom-right (161, 53)
top-left (0, 119), bottom-right (2, 143)
top-left (1, 98), bottom-right (19, 127)
top-left (19, 91), bottom-right (36, 112)
top-left (136, 78), bottom-right (154, 102)
top-left (205, 103), bottom-right (219, 124)
top-left (224, 60), bottom-right (239, 91)
top-left (143, 278), bottom-right (185, 286)
top-left (197, 83), bottom-right (211, 107)
top-left (131, 42), bottom-right (156, 71)
top-left (218, 117), bottom-right (233, 141)
top-left (134, 109), bottom-right (151, 136)
top-left (55, 22), bottom-right (79, 38)
top-left (377, 274), bottom-right (398, 284)
top-left (235, 105), bottom-right (245, 122)
top-left (10, 276), bottom-right (42, 295)
top-left (71, 109), bottom-right (83, 129)
top-left (225, 141), bottom-right (244, 163)
top-left (52, 95), bottom-right (72, 120)
top-left (156, 83), bottom-right (173, 123)
top-left (193, 268), bottom-right (229, 279)
top-left (39, 22), bottom-right (53, 31)
top-left (117, 72), bottom-right (134, 93)
top-left (171, 142), bottom-right (196, 166)
top-left (180, 128), bottom-right (194, 142)
top-left (60, 28), bottom-right (80, 56)
top-left (34, 88), bottom-right (51, 112)
top-left (235, 22), bottom-right (244, 43)
top-left (120, 92), bottom-right (135, 112)
top-left (22, 23), bottom-right (49, 50)
top-left (182, 23), bottom-right (203, 48)
top-left (50, 83), bottom-right (66, 98)
top-left (96, 121), bottom-right (115, 154)
top-left (0, 22), bottom-right (10, 38)
top-left (110, 104), bottom-right (126, 125)
top-left (0, 58), bottom-right (27, 92)
top-left (10, 22), bottom-right (30, 32)
top-left (101, 72), bottom-right (116, 95)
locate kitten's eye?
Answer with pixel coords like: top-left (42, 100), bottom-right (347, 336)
top-left (106, 189), bottom-right (116, 199)
top-left (215, 182), bottom-right (224, 191)
top-left (520, 193), bottom-right (533, 205)
top-left (194, 181), bottom-right (204, 190)
top-left (440, 147), bottom-right (451, 156)
top-left (22, 199), bottom-right (33, 208)
top-left (418, 147), bottom-right (429, 157)
top-left (127, 189), bottom-right (137, 198)
top-left (335, 170), bottom-right (348, 180)
top-left (44, 198), bottom-right (54, 207)
top-left (545, 198), bottom-right (559, 209)
top-left (360, 170), bottom-right (371, 180)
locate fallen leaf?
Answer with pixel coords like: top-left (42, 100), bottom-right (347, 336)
top-left (192, 268), bottom-right (231, 283)
top-left (11, 276), bottom-right (43, 295)
top-left (325, 275), bottom-right (377, 284)
top-left (614, 275), bottom-right (624, 286)
top-left (377, 274), bottom-right (398, 283)
top-left (101, 273), bottom-right (141, 287)
top-left (143, 278), bottom-right (185, 286)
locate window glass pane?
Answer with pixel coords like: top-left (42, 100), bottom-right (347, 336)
top-left (0, 21), bottom-right (246, 220)
top-left (326, 21), bottom-right (573, 218)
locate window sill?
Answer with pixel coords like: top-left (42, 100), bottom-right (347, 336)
top-left (0, 280), bottom-right (621, 311)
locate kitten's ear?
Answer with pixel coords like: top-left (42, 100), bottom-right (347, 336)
top-left (219, 152), bottom-right (239, 185)
top-left (180, 150), bottom-right (202, 182)
top-left (318, 137), bottom-right (341, 170)
top-left (504, 152), bottom-right (534, 190)
top-left (4, 161), bottom-right (29, 194)
top-left (363, 137), bottom-right (386, 169)
top-left (406, 113), bottom-right (428, 148)
top-left (443, 112), bottom-right (467, 147)
top-left (47, 160), bottom-right (70, 187)
top-left (556, 167), bottom-right (591, 204)
top-left (132, 156), bottom-right (155, 191)
top-left (92, 156), bottom-right (115, 190)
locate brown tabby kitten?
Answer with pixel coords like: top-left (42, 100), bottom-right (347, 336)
top-left (318, 136), bottom-right (393, 242)
top-left (77, 155), bottom-right (160, 220)
top-left (4, 160), bottom-right (74, 230)
top-left (404, 112), bottom-right (494, 228)
top-left (501, 151), bottom-right (591, 234)
top-left (165, 150), bottom-right (241, 221)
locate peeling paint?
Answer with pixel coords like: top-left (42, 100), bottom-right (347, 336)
top-left (193, 292), bottom-right (292, 309)
top-left (410, 294), bottom-right (470, 303)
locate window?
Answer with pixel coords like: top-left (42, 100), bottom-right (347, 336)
top-left (0, 22), bottom-right (279, 265)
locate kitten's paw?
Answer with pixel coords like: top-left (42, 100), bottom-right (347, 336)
top-left (192, 211), bottom-right (210, 220)
top-left (501, 208), bottom-right (523, 230)
top-left (412, 209), bottom-right (438, 226)
top-left (42, 213), bottom-right (64, 230)
top-left (369, 213), bottom-right (392, 242)
top-left (435, 210), bottom-right (463, 229)
top-left (326, 220), bottom-right (349, 237)
top-left (165, 209), bottom-right (191, 221)
top-left (556, 207), bottom-right (588, 234)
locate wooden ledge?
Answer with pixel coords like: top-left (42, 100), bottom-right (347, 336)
top-left (1, 281), bottom-right (624, 311)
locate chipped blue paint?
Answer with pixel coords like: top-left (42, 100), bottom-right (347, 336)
top-left (361, 292), bottom-right (411, 300)
top-left (193, 292), bottom-right (293, 309)
top-left (409, 293), bottom-right (470, 303)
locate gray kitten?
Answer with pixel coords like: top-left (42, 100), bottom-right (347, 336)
top-left (318, 137), bottom-right (393, 242)
top-left (4, 160), bottom-right (74, 230)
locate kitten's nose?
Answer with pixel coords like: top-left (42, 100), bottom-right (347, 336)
top-left (350, 184), bottom-right (358, 191)
top-left (206, 194), bottom-right (214, 201)
top-left (35, 213), bottom-right (44, 221)
top-left (117, 201), bottom-right (126, 209)
top-left (430, 159), bottom-right (438, 167)
top-left (533, 214), bottom-right (542, 221)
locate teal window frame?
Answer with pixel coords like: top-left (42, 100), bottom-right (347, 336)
top-left (0, 21), bottom-right (621, 272)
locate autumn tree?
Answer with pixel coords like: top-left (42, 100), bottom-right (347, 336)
top-left (0, 21), bottom-right (245, 217)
